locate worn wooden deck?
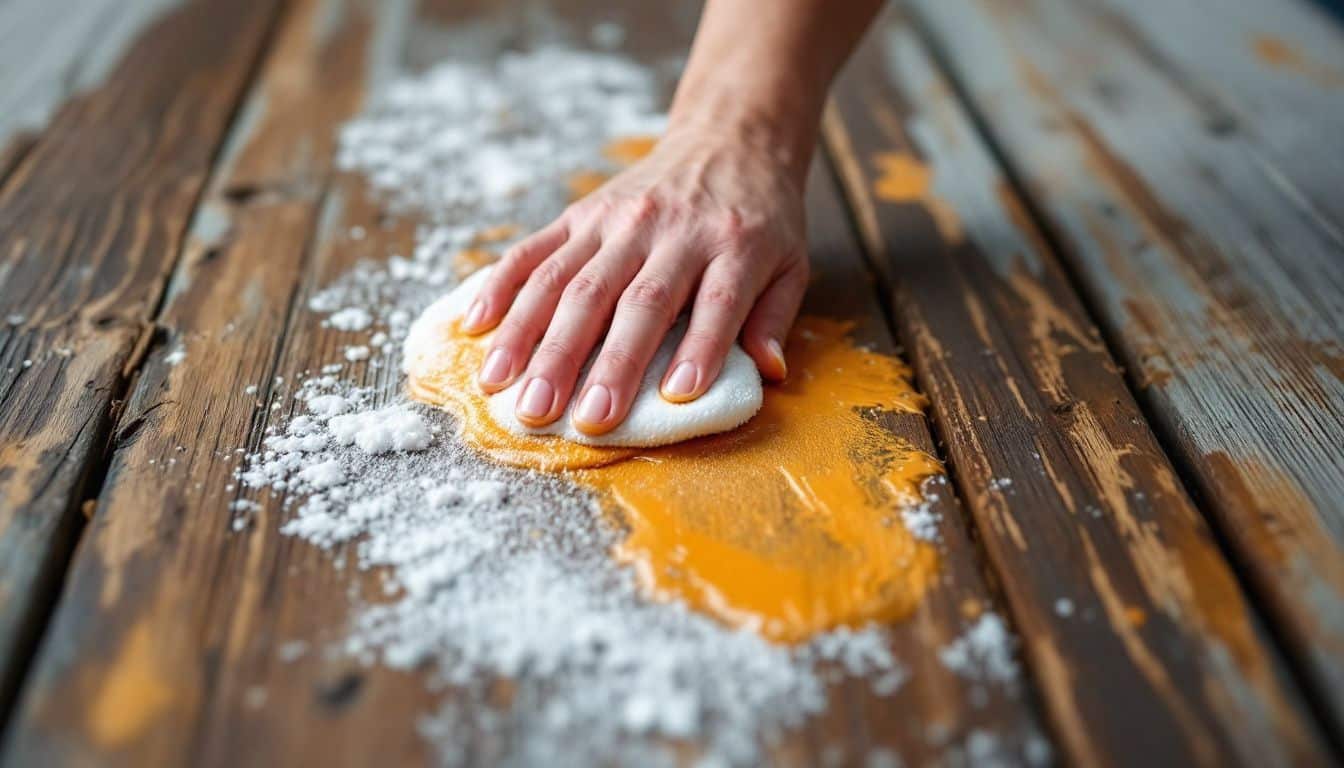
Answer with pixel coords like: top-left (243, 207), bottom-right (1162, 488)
top-left (0, 0), bottom-right (1341, 764)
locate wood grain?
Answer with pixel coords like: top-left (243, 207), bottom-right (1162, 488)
top-left (906, 0), bottom-right (1344, 739)
top-left (824, 7), bottom-right (1330, 765)
top-left (0, 0), bottom-right (403, 763)
top-left (0, 0), bottom-right (189, 178)
top-left (2, 0), bottom-right (1054, 764)
top-left (0, 0), bottom-right (283, 733)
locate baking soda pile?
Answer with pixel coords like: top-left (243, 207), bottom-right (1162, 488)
top-left (234, 41), bottom-right (1031, 767)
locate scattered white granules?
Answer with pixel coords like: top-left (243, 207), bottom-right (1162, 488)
top-left (297, 459), bottom-right (345, 490)
top-left (329, 405), bottom-right (431, 454)
top-left (1054, 598), bottom-right (1075, 618)
top-left (165, 345), bottom-right (186, 366)
top-left (344, 345), bottom-right (371, 361)
top-left (223, 39), bottom-right (1040, 768)
top-left (938, 613), bottom-right (1020, 686)
top-left (327, 306), bottom-right (374, 331)
top-left (244, 384), bottom-right (259, 395)
top-left (306, 393), bottom-right (350, 418)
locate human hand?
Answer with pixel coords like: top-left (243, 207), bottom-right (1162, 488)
top-left (459, 126), bottom-right (810, 435)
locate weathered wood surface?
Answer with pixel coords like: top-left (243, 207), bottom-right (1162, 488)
top-left (905, 0), bottom-right (1344, 737)
top-left (0, 0), bottom-right (284, 731)
top-left (824, 7), bottom-right (1331, 765)
top-left (0, 0), bottom-right (190, 182)
top-left (4, 0), bottom-right (1050, 764)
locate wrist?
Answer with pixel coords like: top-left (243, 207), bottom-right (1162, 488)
top-left (666, 94), bottom-right (818, 185)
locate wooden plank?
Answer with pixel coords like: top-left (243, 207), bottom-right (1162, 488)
top-left (5, 1), bottom-right (1053, 764)
top-left (0, 0), bottom-right (191, 190)
top-left (0, 0), bottom-right (284, 732)
top-left (906, 0), bottom-right (1344, 739)
top-left (1074, 0), bottom-right (1344, 230)
top-left (824, 7), bottom-right (1331, 765)
top-left (0, 0), bottom-right (399, 762)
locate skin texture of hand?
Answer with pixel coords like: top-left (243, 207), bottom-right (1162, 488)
top-left (461, 127), bottom-right (809, 434)
top-left (461, 0), bottom-right (885, 434)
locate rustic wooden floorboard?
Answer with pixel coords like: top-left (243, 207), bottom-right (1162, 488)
top-left (0, 0), bottom-right (285, 736)
top-left (1, 0), bottom-right (1057, 764)
top-left (824, 7), bottom-right (1331, 765)
top-left (906, 0), bottom-right (1344, 740)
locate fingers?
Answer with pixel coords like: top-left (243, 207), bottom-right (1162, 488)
top-left (739, 259), bottom-right (808, 382)
top-left (658, 256), bottom-right (771, 403)
top-left (461, 219), bottom-right (569, 334)
top-left (571, 252), bottom-right (699, 435)
top-left (475, 232), bottom-right (600, 393)
top-left (510, 239), bottom-right (646, 426)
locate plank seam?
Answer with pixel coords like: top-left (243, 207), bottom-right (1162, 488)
top-left (897, 5), bottom-right (1344, 758)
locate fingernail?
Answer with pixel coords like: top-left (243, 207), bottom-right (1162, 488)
top-left (575, 384), bottom-right (612, 425)
top-left (516, 378), bottom-right (555, 421)
top-left (462, 299), bottom-right (487, 332)
top-left (663, 360), bottom-right (699, 399)
top-left (478, 347), bottom-right (511, 387)
top-left (766, 338), bottom-right (787, 378)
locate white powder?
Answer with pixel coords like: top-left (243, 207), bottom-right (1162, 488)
top-left (344, 345), bottom-right (371, 361)
top-left (327, 307), bottom-right (374, 331)
top-left (165, 345), bottom-right (186, 366)
top-left (307, 394), bottom-right (350, 418)
top-left (224, 41), bottom-right (1041, 768)
top-left (328, 405), bottom-right (431, 454)
top-left (938, 613), bottom-right (1020, 687)
top-left (297, 459), bottom-right (345, 490)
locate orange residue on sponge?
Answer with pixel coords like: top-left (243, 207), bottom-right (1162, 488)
top-left (409, 316), bottom-right (943, 643)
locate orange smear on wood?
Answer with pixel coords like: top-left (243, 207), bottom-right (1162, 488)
top-left (603, 135), bottom-right (658, 165)
top-left (871, 151), bottom-right (963, 243)
top-left (470, 224), bottom-right (519, 245)
top-left (567, 135), bottom-right (660, 202)
top-left (453, 247), bottom-right (499, 279)
top-left (410, 316), bottom-right (942, 643)
top-left (566, 170), bottom-right (610, 201)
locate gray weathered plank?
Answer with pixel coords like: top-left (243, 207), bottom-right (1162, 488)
top-left (0, 0), bottom-right (285, 735)
top-left (907, 0), bottom-right (1344, 739)
top-left (825, 6), bottom-right (1331, 765)
top-left (0, 0), bottom-right (189, 176)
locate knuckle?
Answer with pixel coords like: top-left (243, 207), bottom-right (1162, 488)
top-left (701, 282), bottom-right (741, 310)
top-left (528, 259), bottom-right (569, 294)
top-left (622, 277), bottom-right (675, 319)
top-left (682, 328), bottom-right (726, 354)
top-left (597, 345), bottom-right (640, 374)
top-left (534, 339), bottom-right (581, 373)
top-left (621, 194), bottom-right (660, 228)
top-left (563, 272), bottom-right (610, 305)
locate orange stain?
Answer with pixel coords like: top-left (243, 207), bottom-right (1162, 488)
top-left (409, 317), bottom-right (943, 643)
top-left (470, 224), bottom-right (520, 245)
top-left (871, 151), bottom-right (963, 243)
top-left (1251, 33), bottom-right (1344, 86)
top-left (452, 247), bottom-right (499, 279)
top-left (566, 170), bottom-right (610, 201)
top-left (89, 623), bottom-right (175, 747)
top-left (603, 135), bottom-right (659, 166)
top-left (566, 136), bottom-right (659, 202)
